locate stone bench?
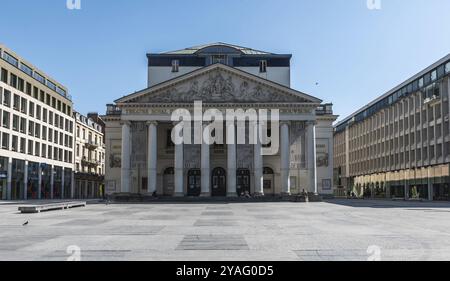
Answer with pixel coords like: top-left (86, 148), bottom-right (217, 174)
top-left (18, 201), bottom-right (87, 214)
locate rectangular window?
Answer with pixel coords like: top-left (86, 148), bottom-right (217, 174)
top-left (34, 141), bottom-right (40, 157)
top-left (43, 108), bottom-right (47, 122)
top-left (3, 89), bottom-right (10, 107)
top-left (12, 114), bottom-right (19, 131)
top-left (25, 82), bottom-right (32, 95)
top-left (1, 132), bottom-right (9, 149)
top-left (49, 111), bottom-right (53, 124)
top-left (171, 60), bottom-right (179, 72)
top-left (13, 94), bottom-right (20, 110)
top-left (42, 126), bottom-right (47, 141)
top-left (33, 86), bottom-right (39, 99)
top-left (48, 145), bottom-right (52, 159)
top-left (17, 78), bottom-right (24, 92)
top-left (28, 140), bottom-right (33, 155)
top-left (36, 105), bottom-right (41, 120)
top-left (35, 123), bottom-right (40, 138)
top-left (19, 63), bottom-right (33, 76)
top-left (446, 62), bottom-right (450, 74)
top-left (11, 135), bottom-right (18, 152)
top-left (28, 120), bottom-right (34, 136)
top-left (3, 52), bottom-right (18, 66)
top-left (20, 117), bottom-right (26, 133)
top-left (40, 90), bottom-right (45, 103)
top-left (29, 101), bottom-right (34, 117)
top-left (9, 73), bottom-right (17, 88)
top-left (1, 68), bottom-right (8, 83)
top-left (42, 144), bottom-right (46, 158)
top-left (48, 128), bottom-right (53, 142)
top-left (20, 97), bottom-right (27, 114)
top-left (20, 137), bottom-right (26, 153)
top-left (32, 71), bottom-right (45, 84)
top-left (46, 80), bottom-right (57, 91)
top-left (2, 111), bottom-right (10, 128)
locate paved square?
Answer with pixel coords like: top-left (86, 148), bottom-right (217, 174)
top-left (1, 199), bottom-right (450, 261)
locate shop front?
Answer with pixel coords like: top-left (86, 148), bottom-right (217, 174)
top-left (27, 162), bottom-right (39, 199)
top-left (40, 164), bottom-right (51, 199)
top-left (0, 157), bottom-right (8, 200)
top-left (11, 159), bottom-right (25, 200)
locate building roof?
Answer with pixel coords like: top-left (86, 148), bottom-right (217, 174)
top-left (161, 42), bottom-right (273, 56)
top-left (335, 53), bottom-right (450, 130)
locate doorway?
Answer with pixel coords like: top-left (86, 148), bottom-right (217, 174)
top-left (187, 169), bottom-right (201, 197)
top-left (163, 167), bottom-right (174, 196)
top-left (212, 167), bottom-right (227, 196)
top-left (237, 169), bottom-right (251, 196)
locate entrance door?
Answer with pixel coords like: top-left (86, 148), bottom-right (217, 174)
top-left (187, 169), bottom-right (201, 197)
top-left (163, 167), bottom-right (175, 196)
top-left (237, 169), bottom-right (251, 196)
top-left (212, 168), bottom-right (227, 197)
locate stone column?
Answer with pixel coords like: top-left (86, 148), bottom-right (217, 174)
top-left (254, 125), bottom-right (264, 196)
top-left (147, 121), bottom-right (158, 194)
top-left (121, 121), bottom-right (131, 193)
top-left (6, 159), bottom-right (12, 200)
top-left (37, 164), bottom-right (42, 200)
top-left (23, 161), bottom-right (28, 200)
top-left (280, 122), bottom-right (291, 195)
top-left (70, 171), bottom-right (75, 199)
top-left (227, 122), bottom-right (237, 197)
top-left (50, 165), bottom-right (54, 199)
top-left (201, 123), bottom-right (211, 197)
top-left (6, 158), bottom-right (12, 200)
top-left (174, 123), bottom-right (184, 197)
top-left (307, 121), bottom-right (318, 194)
top-left (427, 176), bottom-right (433, 201)
top-left (61, 168), bottom-right (65, 199)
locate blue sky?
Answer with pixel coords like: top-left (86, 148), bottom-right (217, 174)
top-left (1, 0), bottom-right (449, 122)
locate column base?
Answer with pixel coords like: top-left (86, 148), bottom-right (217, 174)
top-left (174, 192), bottom-right (185, 197)
top-left (253, 192), bottom-right (264, 197)
top-left (227, 193), bottom-right (238, 197)
top-left (200, 192), bottom-right (211, 197)
top-left (280, 192), bottom-right (291, 196)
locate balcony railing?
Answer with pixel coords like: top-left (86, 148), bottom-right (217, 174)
top-left (81, 157), bottom-right (101, 167)
top-left (85, 140), bottom-right (99, 150)
top-left (106, 104), bottom-right (122, 116)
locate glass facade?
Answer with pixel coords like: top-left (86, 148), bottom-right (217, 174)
top-left (0, 156), bottom-right (7, 200)
top-left (53, 166), bottom-right (63, 199)
top-left (27, 162), bottom-right (39, 199)
top-left (64, 168), bottom-right (72, 199)
top-left (41, 164), bottom-right (51, 199)
top-left (11, 159), bottom-right (25, 200)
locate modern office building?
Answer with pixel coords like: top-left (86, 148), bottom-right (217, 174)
top-left (103, 43), bottom-right (337, 197)
top-left (334, 54), bottom-right (450, 201)
top-left (74, 112), bottom-right (105, 199)
top-left (0, 44), bottom-right (75, 200)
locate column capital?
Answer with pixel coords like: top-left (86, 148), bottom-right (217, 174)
top-left (280, 121), bottom-right (291, 127)
top-left (120, 120), bottom-right (131, 126)
top-left (305, 120), bottom-right (317, 127)
top-left (146, 121), bottom-right (158, 127)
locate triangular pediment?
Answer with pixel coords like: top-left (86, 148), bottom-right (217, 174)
top-left (116, 64), bottom-right (322, 104)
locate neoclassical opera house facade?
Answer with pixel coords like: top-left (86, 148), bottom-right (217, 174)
top-left (103, 43), bottom-right (337, 197)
